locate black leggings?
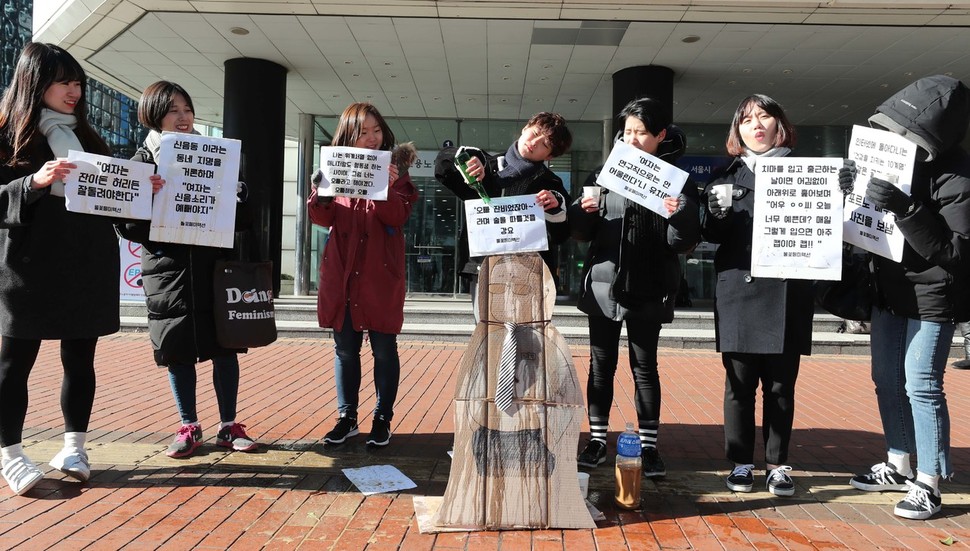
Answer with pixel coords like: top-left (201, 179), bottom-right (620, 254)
top-left (0, 336), bottom-right (98, 446)
top-left (586, 316), bottom-right (662, 423)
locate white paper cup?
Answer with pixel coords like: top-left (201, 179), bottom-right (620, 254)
top-left (711, 183), bottom-right (733, 207)
top-left (583, 186), bottom-right (601, 201)
top-left (577, 471), bottom-right (590, 499)
top-left (870, 170), bottom-right (899, 185)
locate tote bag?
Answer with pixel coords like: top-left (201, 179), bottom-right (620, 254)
top-left (212, 260), bottom-right (278, 348)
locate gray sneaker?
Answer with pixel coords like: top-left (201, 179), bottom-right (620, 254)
top-left (166, 425), bottom-right (203, 458)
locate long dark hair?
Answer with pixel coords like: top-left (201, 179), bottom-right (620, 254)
top-left (332, 102), bottom-right (395, 150)
top-left (725, 94), bottom-right (796, 157)
top-left (138, 80), bottom-right (195, 131)
top-left (0, 43), bottom-right (109, 166)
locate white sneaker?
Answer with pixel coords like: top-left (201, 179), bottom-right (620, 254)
top-left (49, 447), bottom-right (90, 482)
top-left (2, 456), bottom-right (44, 495)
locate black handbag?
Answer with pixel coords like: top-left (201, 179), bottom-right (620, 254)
top-left (814, 245), bottom-right (873, 321)
top-left (212, 259), bottom-right (278, 348)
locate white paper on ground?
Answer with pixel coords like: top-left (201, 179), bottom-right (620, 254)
top-left (342, 464), bottom-right (416, 496)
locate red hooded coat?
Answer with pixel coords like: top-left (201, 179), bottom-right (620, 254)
top-left (308, 175), bottom-right (418, 334)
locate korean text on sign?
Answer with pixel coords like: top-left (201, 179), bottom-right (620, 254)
top-left (150, 133), bottom-right (241, 248)
top-left (465, 195), bottom-right (548, 257)
top-left (843, 125), bottom-right (915, 262)
top-left (751, 157), bottom-right (843, 281)
top-left (64, 151), bottom-right (154, 220)
top-left (317, 146), bottom-right (391, 201)
top-left (596, 141), bottom-right (688, 218)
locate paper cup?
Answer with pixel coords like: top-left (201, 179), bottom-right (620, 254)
top-left (870, 170), bottom-right (899, 185)
top-left (711, 183), bottom-right (733, 207)
top-left (583, 186), bottom-right (601, 201)
top-left (577, 471), bottom-right (590, 499)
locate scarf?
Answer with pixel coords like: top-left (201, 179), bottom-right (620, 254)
top-left (741, 146), bottom-right (791, 172)
top-left (38, 109), bottom-right (83, 197)
top-left (144, 129), bottom-right (163, 162)
top-left (489, 141), bottom-right (544, 193)
top-left (611, 197), bottom-right (670, 308)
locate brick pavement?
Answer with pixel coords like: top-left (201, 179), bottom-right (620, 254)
top-left (1, 333), bottom-right (969, 549)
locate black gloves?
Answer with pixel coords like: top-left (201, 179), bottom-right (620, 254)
top-left (707, 190), bottom-right (730, 219)
top-left (838, 159), bottom-right (856, 196)
top-left (866, 176), bottom-right (913, 216)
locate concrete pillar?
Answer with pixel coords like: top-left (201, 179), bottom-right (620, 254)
top-left (223, 58), bottom-right (287, 294)
top-left (611, 65), bottom-right (674, 138)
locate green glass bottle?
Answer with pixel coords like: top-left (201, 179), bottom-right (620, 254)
top-left (454, 148), bottom-right (491, 205)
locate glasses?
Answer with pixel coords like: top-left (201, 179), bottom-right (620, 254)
top-left (488, 283), bottom-right (532, 295)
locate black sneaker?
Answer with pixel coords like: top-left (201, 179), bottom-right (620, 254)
top-left (726, 464), bottom-right (755, 492)
top-left (323, 416), bottom-right (359, 444)
top-left (850, 462), bottom-right (913, 492)
top-left (642, 447), bottom-right (666, 478)
top-left (577, 439), bottom-right (607, 468)
top-left (894, 480), bottom-right (942, 520)
top-left (766, 466), bottom-right (795, 496)
top-left (366, 416), bottom-right (392, 446)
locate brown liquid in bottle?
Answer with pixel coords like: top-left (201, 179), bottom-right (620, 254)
top-left (614, 463), bottom-right (642, 509)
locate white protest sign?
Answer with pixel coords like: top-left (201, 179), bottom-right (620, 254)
top-left (751, 157), bottom-right (844, 281)
top-left (596, 141), bottom-right (689, 218)
top-left (150, 133), bottom-right (241, 248)
top-left (844, 125), bottom-right (915, 262)
top-left (465, 194), bottom-right (548, 257)
top-left (63, 151), bottom-right (153, 219)
top-left (317, 146), bottom-right (391, 200)
top-left (119, 238), bottom-right (145, 302)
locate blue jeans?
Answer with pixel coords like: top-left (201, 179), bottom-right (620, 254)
top-left (870, 307), bottom-right (955, 477)
top-left (168, 355), bottom-right (240, 425)
top-left (332, 309), bottom-right (400, 420)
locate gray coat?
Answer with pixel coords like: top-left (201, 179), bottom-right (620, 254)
top-left (0, 145), bottom-right (120, 339)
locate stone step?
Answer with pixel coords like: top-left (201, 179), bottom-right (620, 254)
top-left (121, 297), bottom-right (852, 332)
top-left (119, 297), bottom-right (964, 356)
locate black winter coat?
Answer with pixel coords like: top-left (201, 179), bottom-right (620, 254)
top-left (702, 158), bottom-right (815, 355)
top-left (116, 146), bottom-right (245, 366)
top-left (434, 146), bottom-right (571, 279)
top-left (0, 141), bottom-right (119, 339)
top-left (867, 75), bottom-right (970, 322)
top-left (569, 168), bottom-right (700, 323)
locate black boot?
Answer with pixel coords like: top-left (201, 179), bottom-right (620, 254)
top-left (954, 322), bottom-right (970, 369)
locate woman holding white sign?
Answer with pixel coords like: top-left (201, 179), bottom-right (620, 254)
top-left (308, 103), bottom-right (418, 448)
top-left (701, 94), bottom-right (812, 497)
top-left (849, 75), bottom-right (970, 520)
top-left (116, 81), bottom-right (258, 459)
top-left (569, 97), bottom-right (700, 477)
top-left (0, 43), bottom-right (117, 495)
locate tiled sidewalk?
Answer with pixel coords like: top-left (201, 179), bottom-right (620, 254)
top-left (1, 333), bottom-right (969, 550)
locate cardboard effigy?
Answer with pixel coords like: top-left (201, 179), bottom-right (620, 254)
top-left (433, 253), bottom-right (594, 529)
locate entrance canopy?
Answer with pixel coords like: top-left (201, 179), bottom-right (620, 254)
top-left (33, 1), bottom-right (970, 137)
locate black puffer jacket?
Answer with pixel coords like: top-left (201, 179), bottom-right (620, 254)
top-left (867, 75), bottom-right (970, 322)
top-left (116, 147), bottom-right (247, 366)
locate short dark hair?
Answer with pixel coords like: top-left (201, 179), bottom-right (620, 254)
top-left (524, 112), bottom-right (572, 158)
top-left (618, 97), bottom-right (671, 136)
top-left (137, 81), bottom-right (195, 131)
top-left (725, 94), bottom-right (796, 156)
top-left (332, 102), bottom-right (395, 150)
